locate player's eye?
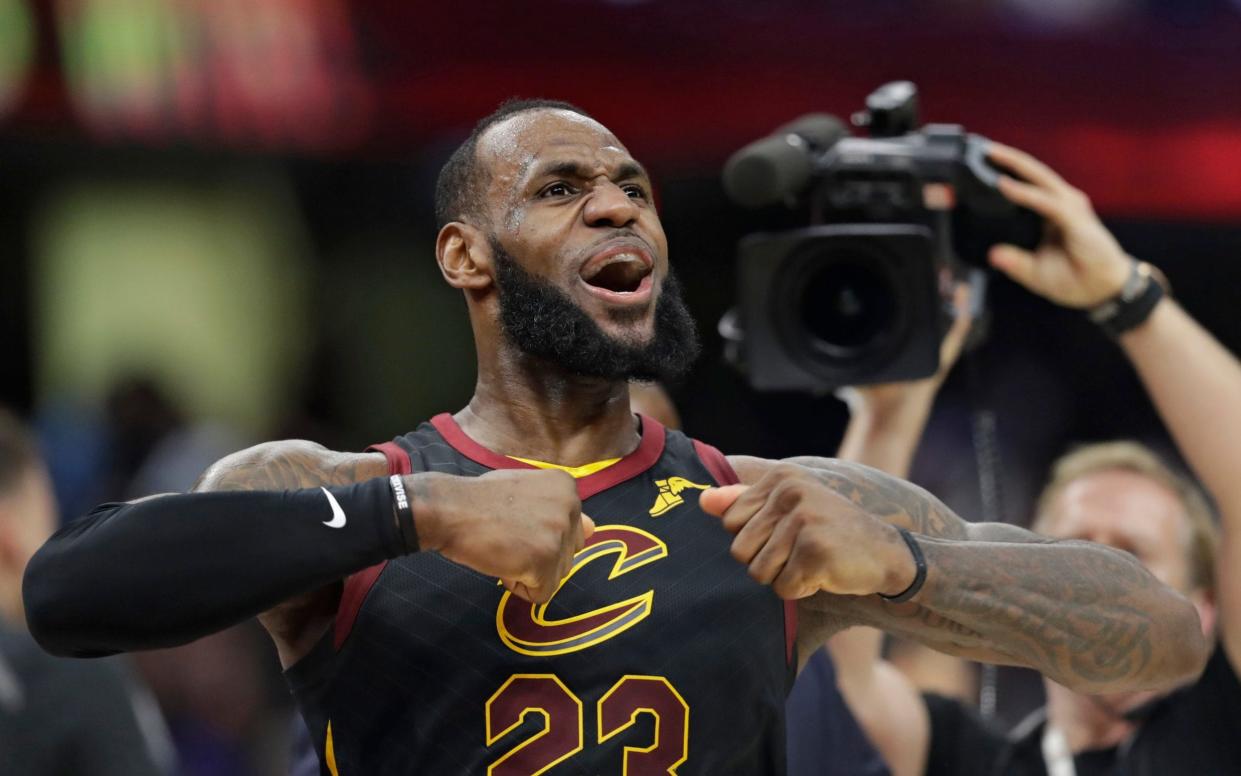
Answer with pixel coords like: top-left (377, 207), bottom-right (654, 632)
top-left (539, 182), bottom-right (575, 199)
top-left (622, 184), bottom-right (649, 200)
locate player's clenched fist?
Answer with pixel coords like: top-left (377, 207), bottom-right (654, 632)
top-left (700, 464), bottom-right (914, 600)
top-left (405, 469), bottom-right (594, 603)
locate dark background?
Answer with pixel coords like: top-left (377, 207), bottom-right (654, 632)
top-left (1, 0), bottom-right (1239, 770)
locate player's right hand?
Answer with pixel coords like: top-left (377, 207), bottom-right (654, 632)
top-left (405, 469), bottom-right (594, 603)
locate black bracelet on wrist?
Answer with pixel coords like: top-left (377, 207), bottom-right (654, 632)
top-left (388, 475), bottom-right (419, 552)
top-left (1088, 261), bottom-right (1166, 338)
top-left (878, 527), bottom-right (927, 603)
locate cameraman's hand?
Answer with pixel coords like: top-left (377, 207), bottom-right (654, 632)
top-left (987, 143), bottom-right (1131, 308)
top-left (837, 282), bottom-right (972, 415)
top-left (835, 283), bottom-right (973, 477)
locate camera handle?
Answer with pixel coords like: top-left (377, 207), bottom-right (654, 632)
top-left (965, 323), bottom-right (1005, 722)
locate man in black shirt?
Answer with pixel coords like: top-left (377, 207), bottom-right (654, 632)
top-left (923, 440), bottom-right (1241, 776)
top-left (834, 144), bottom-right (1241, 775)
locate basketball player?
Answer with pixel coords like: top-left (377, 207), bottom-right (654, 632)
top-left (23, 101), bottom-right (1208, 774)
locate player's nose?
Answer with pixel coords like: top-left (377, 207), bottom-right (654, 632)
top-left (583, 181), bottom-right (639, 228)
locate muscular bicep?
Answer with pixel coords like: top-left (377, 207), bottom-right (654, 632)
top-left (194, 439), bottom-right (388, 493)
top-left (195, 440), bottom-right (390, 665)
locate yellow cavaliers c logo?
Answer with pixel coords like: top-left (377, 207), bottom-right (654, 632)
top-left (496, 526), bottom-right (667, 657)
top-left (648, 477), bottom-right (710, 517)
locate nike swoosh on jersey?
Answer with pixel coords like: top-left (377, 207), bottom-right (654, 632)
top-left (321, 487), bottom-right (347, 528)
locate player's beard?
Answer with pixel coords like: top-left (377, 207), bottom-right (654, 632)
top-left (491, 238), bottom-right (701, 383)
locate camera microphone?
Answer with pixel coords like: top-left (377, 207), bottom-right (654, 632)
top-left (722, 113), bottom-right (846, 208)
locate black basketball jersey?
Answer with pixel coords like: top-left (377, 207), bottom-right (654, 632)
top-left (288, 413), bottom-right (795, 775)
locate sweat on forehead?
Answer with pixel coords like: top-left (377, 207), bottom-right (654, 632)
top-left (478, 109), bottom-right (624, 176)
top-left (433, 99), bottom-right (598, 229)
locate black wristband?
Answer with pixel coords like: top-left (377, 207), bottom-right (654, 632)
top-left (389, 475), bottom-right (419, 552)
top-left (1089, 261), bottom-right (1166, 338)
top-left (878, 527), bottom-right (927, 603)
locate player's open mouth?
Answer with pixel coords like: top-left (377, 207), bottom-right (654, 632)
top-left (579, 246), bottom-right (654, 303)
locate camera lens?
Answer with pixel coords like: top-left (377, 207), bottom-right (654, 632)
top-left (799, 258), bottom-right (896, 356)
top-left (774, 242), bottom-right (905, 371)
top-left (738, 224), bottom-right (935, 390)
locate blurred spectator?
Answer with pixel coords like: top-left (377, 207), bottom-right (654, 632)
top-left (97, 378), bottom-right (292, 776)
top-left (35, 375), bottom-right (290, 775)
top-left (1, 406), bottom-right (174, 774)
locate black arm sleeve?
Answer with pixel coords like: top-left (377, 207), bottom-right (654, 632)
top-left (23, 478), bottom-right (406, 658)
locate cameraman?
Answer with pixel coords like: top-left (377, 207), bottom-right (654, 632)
top-left (827, 143), bottom-right (1241, 775)
top-left (787, 282), bottom-right (971, 776)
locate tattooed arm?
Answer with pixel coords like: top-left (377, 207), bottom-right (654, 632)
top-left (194, 440), bottom-right (386, 493)
top-left (24, 440), bottom-right (591, 665)
top-left (714, 455), bottom-right (1208, 694)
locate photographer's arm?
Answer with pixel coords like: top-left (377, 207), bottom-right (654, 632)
top-left (828, 400), bottom-right (935, 776)
top-left (827, 286), bottom-right (971, 776)
top-left (1119, 302), bottom-right (1241, 670)
top-left (986, 142), bottom-right (1241, 672)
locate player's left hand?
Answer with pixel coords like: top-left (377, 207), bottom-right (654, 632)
top-left (987, 142), bottom-right (1132, 308)
top-left (699, 465), bottom-right (915, 600)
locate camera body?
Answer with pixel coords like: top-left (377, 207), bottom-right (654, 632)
top-left (724, 81), bottom-right (1038, 391)
top-left (737, 224), bottom-right (940, 390)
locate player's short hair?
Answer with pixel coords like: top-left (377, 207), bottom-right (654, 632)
top-left (434, 98), bottom-right (594, 229)
top-left (1033, 441), bottom-right (1218, 592)
top-left (0, 407), bottom-right (41, 498)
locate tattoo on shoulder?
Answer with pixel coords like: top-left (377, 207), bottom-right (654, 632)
top-left (786, 456), bottom-right (969, 539)
top-left (193, 442), bottom-right (387, 493)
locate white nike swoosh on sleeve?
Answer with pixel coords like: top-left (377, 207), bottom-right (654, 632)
top-left (321, 487), bottom-right (348, 528)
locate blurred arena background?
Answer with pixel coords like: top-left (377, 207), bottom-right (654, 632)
top-left (1, 1), bottom-right (1240, 774)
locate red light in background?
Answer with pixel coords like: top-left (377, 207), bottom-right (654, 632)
top-left (55, 0), bottom-right (372, 150)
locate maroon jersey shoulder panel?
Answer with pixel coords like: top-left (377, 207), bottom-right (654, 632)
top-left (332, 440), bottom-right (414, 650)
top-left (368, 440), bottom-right (413, 477)
top-left (334, 562), bottom-right (386, 650)
top-left (692, 438), bottom-right (740, 485)
top-left (690, 437), bottom-right (798, 665)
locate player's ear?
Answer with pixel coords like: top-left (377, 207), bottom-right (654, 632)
top-left (436, 221), bottom-right (494, 291)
